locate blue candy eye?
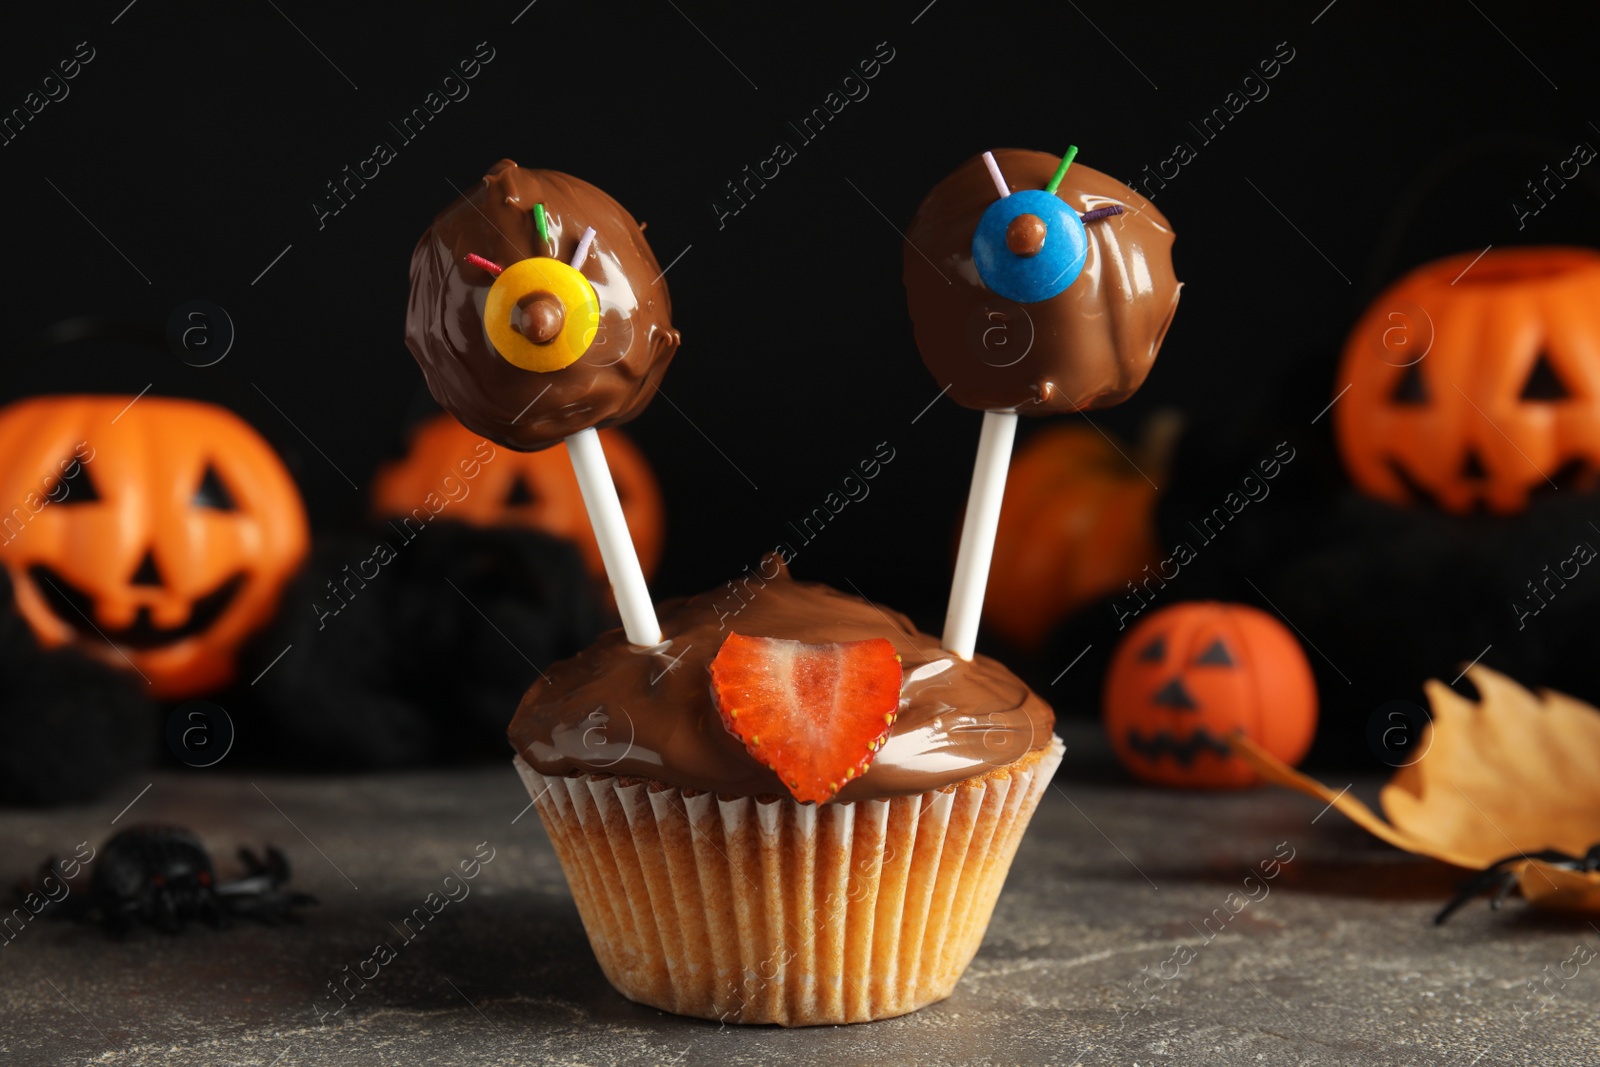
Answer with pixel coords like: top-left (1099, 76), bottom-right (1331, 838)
top-left (971, 188), bottom-right (1087, 304)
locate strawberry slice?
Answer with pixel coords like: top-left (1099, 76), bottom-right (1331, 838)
top-left (710, 633), bottom-right (904, 804)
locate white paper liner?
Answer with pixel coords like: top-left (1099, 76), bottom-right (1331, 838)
top-left (514, 736), bottom-right (1063, 1026)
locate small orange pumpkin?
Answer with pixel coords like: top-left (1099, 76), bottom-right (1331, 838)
top-left (984, 415), bottom-right (1177, 650)
top-left (0, 395), bottom-right (309, 699)
top-left (373, 413), bottom-right (663, 582)
top-left (1335, 247), bottom-right (1600, 514)
top-left (1103, 601), bottom-right (1317, 788)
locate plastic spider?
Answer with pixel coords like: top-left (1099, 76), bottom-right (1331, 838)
top-left (1434, 843), bottom-right (1600, 924)
top-left (21, 823), bottom-right (317, 934)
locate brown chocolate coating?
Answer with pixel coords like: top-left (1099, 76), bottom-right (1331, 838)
top-left (904, 149), bottom-right (1181, 414)
top-left (405, 161), bottom-right (681, 451)
top-left (508, 569), bottom-right (1056, 803)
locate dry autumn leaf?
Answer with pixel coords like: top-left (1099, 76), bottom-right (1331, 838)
top-left (1231, 665), bottom-right (1600, 917)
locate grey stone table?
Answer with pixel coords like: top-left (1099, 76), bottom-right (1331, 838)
top-left (3, 722), bottom-right (1594, 1066)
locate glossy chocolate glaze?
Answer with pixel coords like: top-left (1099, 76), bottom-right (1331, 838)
top-left (405, 161), bottom-right (680, 451)
top-left (904, 149), bottom-right (1181, 414)
top-left (509, 568), bottom-right (1055, 802)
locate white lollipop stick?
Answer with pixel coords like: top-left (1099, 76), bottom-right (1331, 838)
top-left (943, 153), bottom-right (1013, 658)
top-left (942, 409), bottom-right (1018, 660)
top-left (559, 225), bottom-right (662, 646)
top-left (565, 427), bottom-right (661, 645)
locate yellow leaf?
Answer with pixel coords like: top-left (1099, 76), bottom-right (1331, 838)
top-left (1231, 665), bottom-right (1600, 914)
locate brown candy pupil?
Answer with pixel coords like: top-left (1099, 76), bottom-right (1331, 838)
top-left (1005, 213), bottom-right (1048, 257)
top-left (515, 291), bottom-right (565, 344)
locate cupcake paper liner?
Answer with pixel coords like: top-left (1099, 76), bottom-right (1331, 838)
top-left (514, 736), bottom-right (1063, 1026)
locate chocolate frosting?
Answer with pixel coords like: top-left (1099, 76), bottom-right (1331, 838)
top-left (904, 149), bottom-right (1181, 414)
top-left (405, 161), bottom-right (680, 451)
top-left (508, 569), bottom-right (1055, 802)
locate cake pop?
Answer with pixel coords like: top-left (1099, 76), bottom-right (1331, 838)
top-left (406, 160), bottom-right (680, 451)
top-left (405, 161), bottom-right (680, 645)
top-left (903, 147), bottom-right (1181, 658)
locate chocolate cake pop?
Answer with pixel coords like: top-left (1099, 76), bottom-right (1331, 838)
top-left (406, 161), bottom-right (678, 645)
top-left (904, 147), bottom-right (1180, 414)
top-left (405, 160), bottom-right (680, 453)
top-left (903, 146), bottom-right (1181, 660)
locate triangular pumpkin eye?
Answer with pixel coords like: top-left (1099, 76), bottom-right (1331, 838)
top-left (1518, 353), bottom-right (1571, 401)
top-left (1138, 636), bottom-right (1166, 662)
top-left (1390, 363), bottom-right (1428, 405)
top-left (505, 473), bottom-right (538, 506)
top-left (1195, 639), bottom-right (1233, 666)
top-left (193, 464), bottom-right (237, 511)
top-left (58, 463), bottom-right (101, 505)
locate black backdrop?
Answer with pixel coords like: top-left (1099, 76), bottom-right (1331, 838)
top-left (4, 0), bottom-right (1600, 722)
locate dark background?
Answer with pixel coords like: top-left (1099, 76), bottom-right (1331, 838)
top-left (4, 0), bottom-right (1600, 739)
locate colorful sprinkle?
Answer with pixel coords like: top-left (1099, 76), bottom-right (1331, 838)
top-left (534, 202), bottom-right (550, 248)
top-left (981, 151), bottom-right (1010, 200)
top-left (463, 253), bottom-right (504, 277)
top-left (570, 226), bottom-right (597, 270)
top-left (1080, 204), bottom-right (1125, 224)
top-left (1045, 145), bottom-right (1079, 195)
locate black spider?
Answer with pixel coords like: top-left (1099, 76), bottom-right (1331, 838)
top-left (21, 824), bottom-right (317, 934)
top-left (1434, 844), bottom-right (1600, 924)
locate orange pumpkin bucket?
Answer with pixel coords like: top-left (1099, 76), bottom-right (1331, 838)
top-left (1334, 246), bottom-right (1600, 514)
top-left (0, 395), bottom-right (309, 699)
top-left (373, 413), bottom-right (663, 584)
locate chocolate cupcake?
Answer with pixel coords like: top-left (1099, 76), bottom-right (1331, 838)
top-left (510, 566), bottom-right (1062, 1025)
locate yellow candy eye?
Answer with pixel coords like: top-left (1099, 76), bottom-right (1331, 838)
top-left (483, 257), bottom-right (600, 373)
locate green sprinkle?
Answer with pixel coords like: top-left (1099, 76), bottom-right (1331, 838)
top-left (534, 202), bottom-right (550, 246)
top-left (1045, 145), bottom-right (1079, 195)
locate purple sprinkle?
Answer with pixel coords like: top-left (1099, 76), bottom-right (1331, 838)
top-left (1080, 205), bottom-right (1125, 224)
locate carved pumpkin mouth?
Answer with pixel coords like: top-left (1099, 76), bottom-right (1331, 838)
top-left (1125, 727), bottom-right (1232, 767)
top-left (27, 564), bottom-right (249, 650)
top-left (1384, 454), bottom-right (1597, 510)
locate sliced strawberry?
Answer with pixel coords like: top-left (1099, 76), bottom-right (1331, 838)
top-left (709, 633), bottom-right (904, 804)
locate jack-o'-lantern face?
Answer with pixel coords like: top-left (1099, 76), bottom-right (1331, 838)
top-left (0, 396), bottom-right (308, 699)
top-left (1103, 602), bottom-right (1316, 788)
top-left (1335, 247), bottom-right (1600, 514)
top-left (372, 413), bottom-right (663, 582)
